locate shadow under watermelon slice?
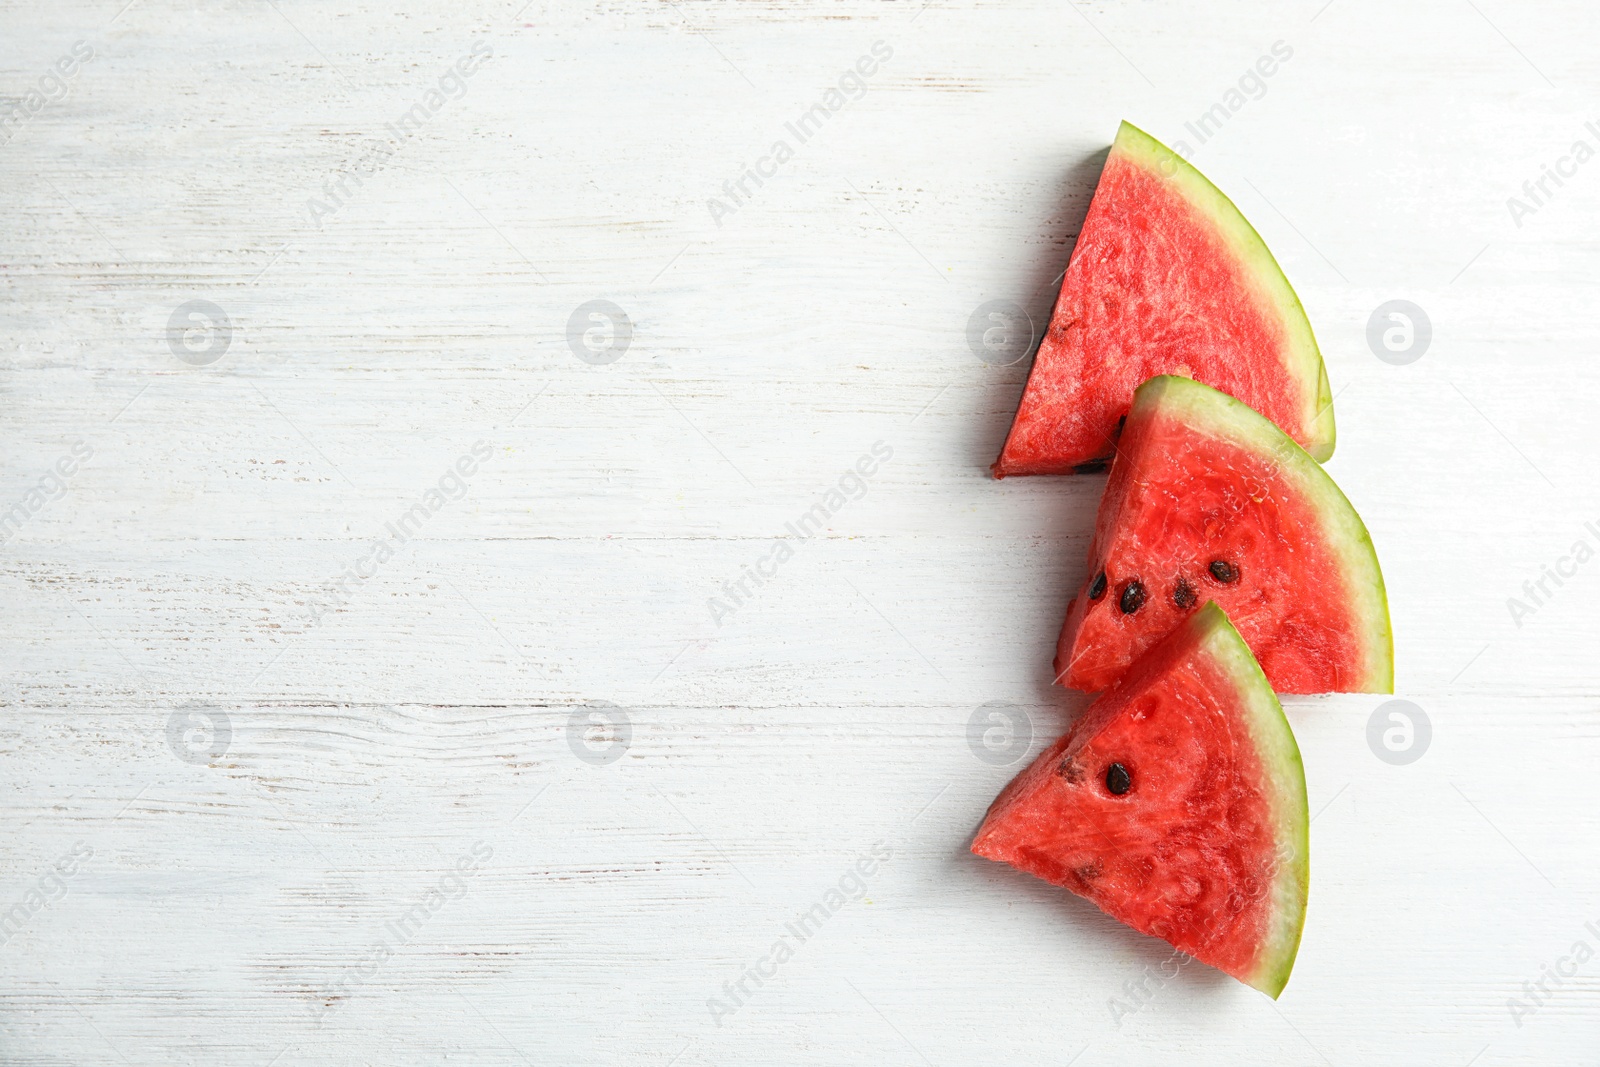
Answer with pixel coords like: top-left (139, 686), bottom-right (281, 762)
top-left (993, 121), bottom-right (1335, 477)
top-left (973, 602), bottom-right (1309, 998)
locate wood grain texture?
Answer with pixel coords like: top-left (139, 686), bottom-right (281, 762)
top-left (2, 0), bottom-right (1597, 1063)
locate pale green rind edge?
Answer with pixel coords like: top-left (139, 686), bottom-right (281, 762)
top-left (1113, 121), bottom-right (1337, 462)
top-left (1135, 374), bottom-right (1394, 694)
top-left (1192, 602), bottom-right (1310, 999)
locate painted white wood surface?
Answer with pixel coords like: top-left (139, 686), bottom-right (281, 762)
top-left (2, 0), bottom-right (1597, 1063)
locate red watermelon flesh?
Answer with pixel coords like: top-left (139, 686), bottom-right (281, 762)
top-left (993, 121), bottom-right (1334, 477)
top-left (973, 602), bottom-right (1308, 997)
top-left (1056, 375), bottom-right (1391, 695)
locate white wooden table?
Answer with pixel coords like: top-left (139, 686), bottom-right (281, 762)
top-left (2, 1), bottom-right (1595, 1063)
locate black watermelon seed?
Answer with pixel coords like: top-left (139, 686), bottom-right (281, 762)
top-left (1071, 458), bottom-right (1110, 474)
top-left (1118, 581), bottom-right (1147, 615)
top-left (1105, 762), bottom-right (1132, 795)
top-left (1114, 415), bottom-right (1127, 438)
top-left (1089, 571), bottom-right (1107, 601)
top-left (1173, 579), bottom-right (1197, 610)
top-left (1209, 559), bottom-right (1240, 584)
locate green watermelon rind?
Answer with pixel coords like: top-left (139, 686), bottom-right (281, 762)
top-left (1114, 121), bottom-right (1338, 462)
top-left (1191, 602), bottom-right (1310, 998)
top-left (1135, 374), bottom-right (1395, 694)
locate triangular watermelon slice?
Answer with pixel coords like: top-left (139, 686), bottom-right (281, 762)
top-left (1056, 374), bottom-right (1391, 695)
top-left (993, 121), bottom-right (1335, 477)
top-left (973, 602), bottom-right (1308, 997)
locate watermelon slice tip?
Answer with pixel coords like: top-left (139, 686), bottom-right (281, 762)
top-left (974, 601), bottom-right (1310, 998)
top-left (994, 120), bottom-right (1335, 477)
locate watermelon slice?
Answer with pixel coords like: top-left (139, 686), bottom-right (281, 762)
top-left (1055, 375), bottom-right (1391, 695)
top-left (993, 121), bottom-right (1334, 477)
top-left (973, 602), bottom-right (1308, 997)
